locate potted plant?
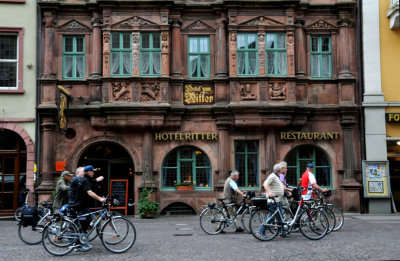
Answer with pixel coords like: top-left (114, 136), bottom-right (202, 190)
top-left (137, 188), bottom-right (159, 218)
top-left (175, 180), bottom-right (195, 191)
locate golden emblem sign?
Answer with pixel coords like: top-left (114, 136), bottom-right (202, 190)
top-left (57, 85), bottom-right (72, 133)
top-left (184, 84), bottom-right (215, 105)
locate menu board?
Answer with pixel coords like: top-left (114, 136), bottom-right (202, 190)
top-left (362, 161), bottom-right (391, 198)
top-left (109, 179), bottom-right (128, 215)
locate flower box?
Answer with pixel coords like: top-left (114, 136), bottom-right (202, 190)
top-left (176, 185), bottom-right (194, 191)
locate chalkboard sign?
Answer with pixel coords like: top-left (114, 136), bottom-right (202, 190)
top-left (109, 179), bottom-right (128, 215)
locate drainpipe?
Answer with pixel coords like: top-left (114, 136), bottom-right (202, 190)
top-left (35, 4), bottom-right (42, 205)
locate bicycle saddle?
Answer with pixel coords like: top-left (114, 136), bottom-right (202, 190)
top-left (41, 202), bottom-right (53, 208)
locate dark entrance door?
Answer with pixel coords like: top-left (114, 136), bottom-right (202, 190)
top-left (0, 130), bottom-right (26, 216)
top-left (78, 142), bottom-right (135, 215)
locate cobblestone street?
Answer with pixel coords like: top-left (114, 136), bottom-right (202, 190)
top-left (1, 214), bottom-right (399, 261)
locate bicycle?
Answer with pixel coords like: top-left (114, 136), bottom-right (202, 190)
top-left (41, 196), bottom-right (136, 256)
top-left (18, 200), bottom-right (53, 245)
top-left (249, 193), bottom-right (329, 241)
top-left (199, 191), bottom-right (255, 235)
top-left (312, 190), bottom-right (344, 231)
top-left (14, 189), bottom-right (30, 221)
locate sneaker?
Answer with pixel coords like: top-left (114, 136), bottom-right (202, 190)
top-left (75, 243), bottom-right (92, 252)
top-left (235, 227), bottom-right (244, 232)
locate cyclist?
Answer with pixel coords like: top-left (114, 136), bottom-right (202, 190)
top-left (68, 166), bottom-right (106, 251)
top-left (278, 161), bottom-right (292, 208)
top-left (53, 170), bottom-right (74, 213)
top-left (223, 170), bottom-right (246, 232)
top-left (259, 163), bottom-right (289, 238)
top-left (301, 163), bottom-right (328, 200)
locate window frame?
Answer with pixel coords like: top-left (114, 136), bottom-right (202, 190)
top-left (188, 36), bottom-right (210, 79)
top-left (310, 35), bottom-right (332, 78)
top-left (161, 146), bottom-right (212, 191)
top-left (237, 33), bottom-right (258, 76)
top-left (62, 35), bottom-right (85, 79)
top-left (140, 32), bottom-right (161, 76)
top-left (266, 32), bottom-right (287, 76)
top-left (234, 140), bottom-right (259, 188)
top-left (110, 32), bottom-right (132, 76)
top-left (284, 145), bottom-right (332, 189)
top-left (0, 27), bottom-right (23, 93)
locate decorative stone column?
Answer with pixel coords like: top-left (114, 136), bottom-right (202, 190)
top-left (91, 11), bottom-right (102, 78)
top-left (286, 31), bottom-right (295, 77)
top-left (36, 117), bottom-right (56, 193)
top-left (132, 32), bottom-right (140, 76)
top-left (216, 18), bottom-right (228, 77)
top-left (258, 31), bottom-right (266, 76)
top-left (338, 12), bottom-right (352, 78)
top-left (171, 19), bottom-right (182, 78)
top-left (161, 31), bottom-right (170, 77)
top-left (295, 19), bottom-right (306, 77)
top-left (43, 12), bottom-right (56, 78)
top-left (217, 128), bottom-right (230, 186)
top-left (228, 31), bottom-right (237, 76)
top-left (142, 131), bottom-right (154, 185)
top-left (102, 9), bottom-right (111, 77)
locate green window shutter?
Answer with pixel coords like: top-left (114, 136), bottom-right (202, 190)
top-left (110, 32), bottom-right (132, 76)
top-left (63, 36), bottom-right (85, 79)
top-left (237, 33), bottom-right (258, 76)
top-left (140, 32), bottom-right (161, 76)
top-left (188, 36), bottom-right (210, 79)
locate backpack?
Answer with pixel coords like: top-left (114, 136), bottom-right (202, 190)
top-left (21, 206), bottom-right (38, 227)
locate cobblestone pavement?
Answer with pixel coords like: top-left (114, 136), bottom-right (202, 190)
top-left (0, 213), bottom-right (399, 261)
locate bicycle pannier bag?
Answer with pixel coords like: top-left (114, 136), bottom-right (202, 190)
top-left (21, 206), bottom-right (38, 227)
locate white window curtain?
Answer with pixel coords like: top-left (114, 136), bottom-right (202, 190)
top-left (190, 56), bottom-right (197, 77)
top-left (122, 53), bottom-right (131, 75)
top-left (321, 55), bottom-right (330, 77)
top-left (248, 52), bottom-right (257, 74)
top-left (200, 55), bottom-right (208, 78)
top-left (141, 52), bottom-right (150, 74)
top-left (76, 56), bottom-right (84, 78)
top-left (237, 52), bottom-right (245, 74)
top-left (277, 52), bottom-right (286, 75)
top-left (311, 55), bottom-right (319, 77)
top-left (111, 53), bottom-right (120, 75)
top-left (153, 52), bottom-right (161, 75)
top-left (65, 56), bottom-right (73, 77)
top-left (267, 51), bottom-right (275, 75)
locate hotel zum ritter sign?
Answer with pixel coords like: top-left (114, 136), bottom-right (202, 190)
top-left (184, 84), bottom-right (215, 105)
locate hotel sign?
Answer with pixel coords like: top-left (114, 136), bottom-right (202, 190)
top-left (280, 132), bottom-right (340, 140)
top-left (386, 113), bottom-right (400, 122)
top-left (155, 132), bottom-right (218, 141)
top-left (184, 84), bottom-right (215, 105)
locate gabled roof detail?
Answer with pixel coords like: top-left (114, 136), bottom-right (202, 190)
top-left (306, 19), bottom-right (337, 30)
top-left (57, 19), bottom-right (91, 31)
top-left (240, 16), bottom-right (284, 26)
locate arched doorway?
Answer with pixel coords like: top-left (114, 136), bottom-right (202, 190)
top-left (0, 129), bottom-right (27, 215)
top-left (284, 145), bottom-right (332, 189)
top-left (77, 142), bottom-right (135, 215)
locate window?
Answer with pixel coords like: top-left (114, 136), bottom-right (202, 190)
top-left (162, 146), bottom-right (212, 190)
top-left (234, 141), bottom-right (258, 188)
top-left (284, 145), bottom-right (332, 188)
top-left (140, 33), bottom-right (161, 76)
top-left (266, 33), bottom-right (287, 76)
top-left (0, 34), bottom-right (18, 89)
top-left (63, 36), bottom-right (85, 79)
top-left (310, 36), bottom-right (331, 78)
top-left (111, 32), bottom-right (131, 76)
top-left (237, 33), bottom-right (258, 76)
top-left (188, 36), bottom-right (210, 78)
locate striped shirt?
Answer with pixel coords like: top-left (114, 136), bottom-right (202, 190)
top-left (264, 172), bottom-right (284, 203)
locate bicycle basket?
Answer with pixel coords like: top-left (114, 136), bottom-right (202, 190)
top-left (21, 206), bottom-right (38, 227)
top-left (251, 197), bottom-right (269, 210)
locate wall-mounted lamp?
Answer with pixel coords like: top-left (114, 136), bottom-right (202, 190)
top-left (396, 141), bottom-right (400, 146)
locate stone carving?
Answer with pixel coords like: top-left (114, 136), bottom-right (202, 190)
top-left (112, 82), bottom-right (131, 101)
top-left (240, 83), bottom-right (257, 100)
top-left (241, 16), bottom-right (284, 26)
top-left (120, 16), bottom-right (155, 26)
top-left (260, 81), bottom-right (267, 101)
top-left (230, 32), bottom-right (237, 42)
top-left (104, 53), bottom-right (110, 74)
top-left (306, 19), bottom-right (337, 30)
top-left (140, 83), bottom-right (159, 102)
top-left (58, 20), bottom-right (91, 31)
top-left (132, 82), bottom-right (139, 102)
top-left (269, 82), bottom-right (286, 100)
top-left (103, 32), bottom-right (110, 43)
top-left (103, 10), bottom-right (111, 27)
top-left (162, 83), bottom-right (168, 102)
top-left (161, 11), bottom-right (168, 24)
top-left (185, 20), bottom-right (214, 31)
top-left (162, 33), bottom-right (168, 42)
top-left (229, 15), bottom-right (237, 24)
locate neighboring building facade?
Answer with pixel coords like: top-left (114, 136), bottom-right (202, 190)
top-left (0, 0), bottom-right (36, 216)
top-left (363, 0), bottom-right (400, 213)
top-left (37, 0), bottom-right (361, 214)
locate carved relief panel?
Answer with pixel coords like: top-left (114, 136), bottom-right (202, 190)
top-left (258, 32), bottom-right (266, 76)
top-left (140, 83), bottom-right (160, 102)
top-left (103, 32), bottom-right (111, 77)
top-left (132, 32), bottom-right (140, 76)
top-left (268, 82), bottom-right (286, 100)
top-left (229, 32), bottom-right (237, 76)
top-left (112, 82), bottom-right (131, 102)
top-left (239, 83), bottom-right (258, 101)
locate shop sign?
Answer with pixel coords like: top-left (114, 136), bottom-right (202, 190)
top-left (184, 84), bottom-right (215, 105)
top-left (280, 131), bottom-right (339, 140)
top-left (362, 161), bottom-right (391, 198)
top-left (386, 113), bottom-right (400, 122)
top-left (57, 85), bottom-right (72, 134)
top-left (155, 132), bottom-right (218, 141)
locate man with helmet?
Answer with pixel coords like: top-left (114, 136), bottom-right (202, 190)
top-left (301, 163), bottom-right (328, 200)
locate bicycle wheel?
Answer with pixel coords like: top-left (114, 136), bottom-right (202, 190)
top-left (88, 213), bottom-right (103, 242)
top-left (240, 207), bottom-right (255, 233)
top-left (299, 208), bottom-right (329, 240)
top-left (318, 207), bottom-right (336, 234)
top-left (199, 208), bottom-right (226, 235)
top-left (14, 206), bottom-right (23, 221)
top-left (328, 204), bottom-right (344, 231)
top-left (100, 217), bottom-right (136, 253)
top-left (18, 223), bottom-right (44, 245)
top-left (42, 219), bottom-right (79, 256)
top-left (249, 210), bottom-right (279, 241)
